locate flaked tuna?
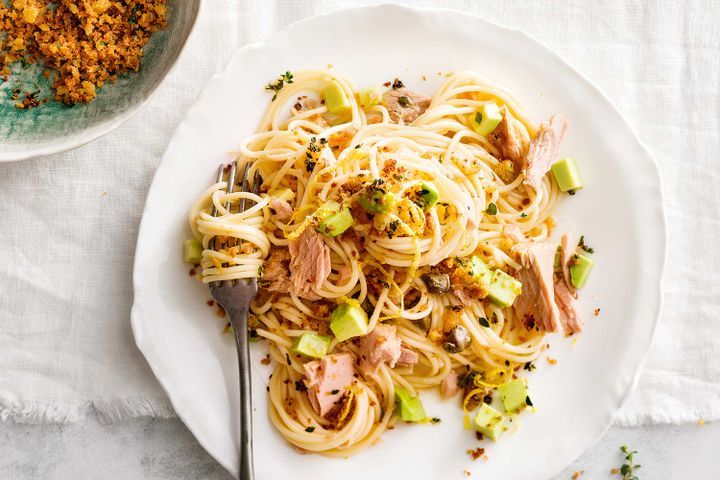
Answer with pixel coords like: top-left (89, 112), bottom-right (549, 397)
top-left (383, 88), bottom-right (432, 124)
top-left (269, 198), bottom-right (293, 222)
top-left (523, 115), bottom-right (568, 189)
top-left (262, 249), bottom-right (292, 293)
top-left (303, 353), bottom-right (355, 417)
top-left (358, 323), bottom-right (402, 374)
top-left (489, 106), bottom-right (526, 163)
top-left (513, 242), bottom-right (561, 333)
top-left (440, 372), bottom-right (460, 398)
top-left (288, 227), bottom-right (331, 297)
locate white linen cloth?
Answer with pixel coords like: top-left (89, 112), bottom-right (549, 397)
top-left (0, 0), bottom-right (717, 427)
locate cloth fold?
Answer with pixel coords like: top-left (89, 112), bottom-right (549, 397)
top-left (1, 0), bottom-right (718, 427)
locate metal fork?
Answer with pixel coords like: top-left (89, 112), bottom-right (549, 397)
top-left (209, 161), bottom-right (261, 480)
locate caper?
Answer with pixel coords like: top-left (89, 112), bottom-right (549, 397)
top-left (361, 299), bottom-right (375, 316)
top-left (443, 325), bottom-right (471, 353)
top-left (421, 272), bottom-right (451, 294)
top-left (414, 316), bottom-right (431, 332)
top-left (404, 288), bottom-right (422, 309)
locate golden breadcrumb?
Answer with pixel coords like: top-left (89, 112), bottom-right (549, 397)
top-left (0, 0), bottom-right (167, 106)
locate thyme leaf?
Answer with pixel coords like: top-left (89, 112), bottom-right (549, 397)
top-left (265, 71), bottom-right (294, 101)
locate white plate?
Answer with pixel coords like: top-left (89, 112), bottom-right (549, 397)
top-left (131, 5), bottom-right (666, 480)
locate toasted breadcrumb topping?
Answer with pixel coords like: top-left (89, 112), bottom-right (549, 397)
top-left (0, 0), bottom-right (167, 106)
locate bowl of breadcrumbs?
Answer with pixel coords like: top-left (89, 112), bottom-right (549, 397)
top-left (0, 0), bottom-right (201, 161)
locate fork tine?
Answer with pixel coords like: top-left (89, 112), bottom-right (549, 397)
top-left (225, 161), bottom-right (237, 211)
top-left (223, 161), bottom-right (239, 250)
top-left (211, 165), bottom-right (225, 217)
top-left (240, 163), bottom-right (251, 213)
top-left (253, 171), bottom-right (261, 196)
top-left (211, 165), bottom-right (227, 252)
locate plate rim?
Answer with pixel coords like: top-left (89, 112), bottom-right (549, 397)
top-left (0, 0), bottom-right (203, 163)
top-left (131, 4), bottom-right (667, 478)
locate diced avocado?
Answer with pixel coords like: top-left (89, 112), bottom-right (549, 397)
top-left (395, 386), bottom-right (427, 422)
top-left (417, 181), bottom-right (439, 210)
top-left (358, 188), bottom-right (395, 214)
top-left (487, 269), bottom-right (522, 308)
top-left (455, 256), bottom-right (492, 295)
top-left (469, 256), bottom-right (492, 280)
top-left (469, 103), bottom-right (503, 136)
top-left (472, 403), bottom-right (504, 441)
top-left (322, 81), bottom-right (351, 115)
top-left (183, 239), bottom-right (203, 264)
top-left (569, 253), bottom-right (594, 289)
top-left (314, 200), bottom-right (354, 237)
top-left (291, 333), bottom-right (331, 359)
top-left (329, 299), bottom-right (368, 342)
top-left (358, 85), bottom-right (383, 108)
top-left (357, 179), bottom-right (394, 215)
top-left (551, 157), bottom-right (583, 193)
top-left (316, 207), bottom-right (353, 237)
top-left (498, 378), bottom-right (529, 414)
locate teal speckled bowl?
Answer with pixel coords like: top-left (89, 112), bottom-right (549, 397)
top-left (0, 0), bottom-right (201, 162)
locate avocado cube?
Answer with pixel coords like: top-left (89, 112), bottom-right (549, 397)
top-left (315, 200), bottom-right (354, 237)
top-left (291, 333), bottom-right (331, 359)
top-left (487, 269), bottom-right (522, 308)
top-left (322, 81), bottom-right (351, 115)
top-left (467, 256), bottom-right (493, 291)
top-left (472, 403), bottom-right (504, 441)
top-left (470, 103), bottom-right (503, 136)
top-left (469, 256), bottom-right (492, 278)
top-left (418, 181), bottom-right (439, 209)
top-left (329, 299), bottom-right (368, 342)
top-left (551, 157), bottom-right (583, 193)
top-left (358, 85), bottom-right (383, 108)
top-left (395, 386), bottom-right (427, 422)
top-left (498, 378), bottom-right (529, 413)
top-left (569, 253), bottom-right (594, 289)
top-left (183, 239), bottom-right (203, 264)
top-left (358, 189), bottom-right (395, 214)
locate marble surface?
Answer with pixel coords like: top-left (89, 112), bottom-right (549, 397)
top-left (1, 418), bottom-right (716, 479)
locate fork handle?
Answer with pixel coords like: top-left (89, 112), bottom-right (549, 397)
top-left (228, 304), bottom-right (255, 480)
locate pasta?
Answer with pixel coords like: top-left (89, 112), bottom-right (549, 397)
top-left (187, 69), bottom-right (591, 455)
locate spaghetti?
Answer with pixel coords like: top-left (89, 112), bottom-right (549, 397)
top-left (187, 69), bottom-right (587, 455)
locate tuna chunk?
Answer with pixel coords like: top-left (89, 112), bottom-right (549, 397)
top-left (292, 98), bottom-right (330, 128)
top-left (452, 288), bottom-right (474, 304)
top-left (554, 278), bottom-right (583, 334)
top-left (288, 227), bottom-right (331, 296)
top-left (523, 115), bottom-right (568, 188)
top-left (503, 224), bottom-right (525, 243)
top-left (269, 198), bottom-right (293, 222)
top-left (398, 346), bottom-right (419, 365)
top-left (559, 232), bottom-right (579, 292)
top-left (440, 372), bottom-right (460, 398)
top-left (383, 88), bottom-right (432, 124)
top-left (336, 264), bottom-right (352, 284)
top-left (358, 323), bottom-right (402, 374)
top-left (489, 106), bottom-right (525, 163)
top-left (303, 353), bottom-right (355, 417)
top-left (555, 232), bottom-right (583, 334)
top-left (262, 249), bottom-right (291, 293)
top-left (513, 242), bottom-right (561, 333)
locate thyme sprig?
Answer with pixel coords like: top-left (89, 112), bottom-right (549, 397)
top-left (265, 71), bottom-right (294, 101)
top-left (578, 235), bottom-right (595, 254)
top-left (619, 445), bottom-right (641, 480)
